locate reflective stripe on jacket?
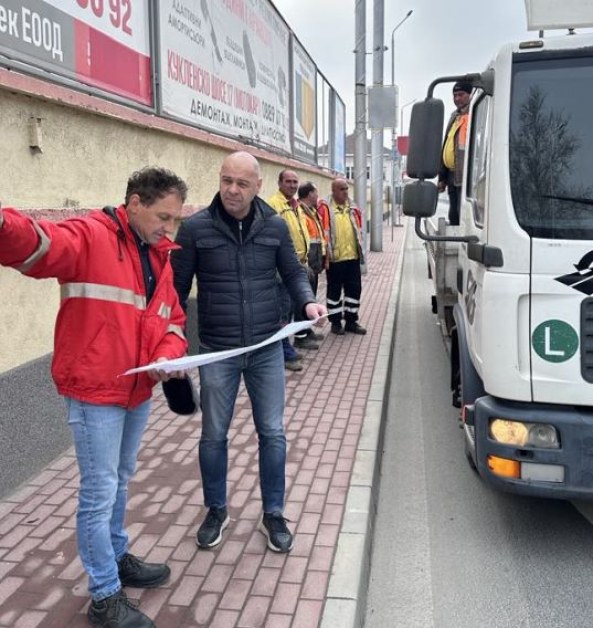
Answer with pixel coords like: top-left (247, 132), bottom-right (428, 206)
top-left (0, 206), bottom-right (187, 408)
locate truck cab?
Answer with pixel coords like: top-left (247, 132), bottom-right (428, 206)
top-left (403, 27), bottom-right (593, 499)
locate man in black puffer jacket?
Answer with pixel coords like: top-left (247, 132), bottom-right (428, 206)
top-left (172, 151), bottom-right (326, 554)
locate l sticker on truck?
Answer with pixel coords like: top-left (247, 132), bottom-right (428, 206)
top-left (555, 251), bottom-right (593, 295)
top-left (532, 320), bottom-right (579, 363)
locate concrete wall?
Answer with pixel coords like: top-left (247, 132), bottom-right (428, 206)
top-left (0, 67), bottom-right (335, 375)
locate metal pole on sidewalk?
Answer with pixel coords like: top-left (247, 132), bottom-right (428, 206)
top-left (354, 0), bottom-right (367, 259)
top-left (370, 0), bottom-right (385, 252)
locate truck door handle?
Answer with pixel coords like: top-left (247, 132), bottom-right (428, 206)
top-left (467, 241), bottom-right (504, 267)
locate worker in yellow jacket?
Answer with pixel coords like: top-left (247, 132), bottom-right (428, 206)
top-left (267, 170), bottom-right (319, 364)
top-left (438, 81), bottom-right (472, 225)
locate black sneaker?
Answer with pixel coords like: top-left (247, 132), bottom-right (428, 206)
top-left (308, 330), bottom-right (324, 341)
top-left (196, 507), bottom-right (230, 548)
top-left (117, 553), bottom-right (170, 589)
top-left (345, 322), bottom-right (367, 335)
top-left (331, 323), bottom-right (345, 335)
top-left (88, 589), bottom-right (154, 627)
top-left (284, 359), bottom-right (303, 371)
top-left (259, 512), bottom-right (294, 553)
top-left (294, 336), bottom-right (319, 350)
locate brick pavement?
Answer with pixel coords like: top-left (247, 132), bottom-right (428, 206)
top-left (0, 227), bottom-right (405, 628)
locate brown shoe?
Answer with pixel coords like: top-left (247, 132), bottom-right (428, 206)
top-left (285, 360), bottom-right (303, 371)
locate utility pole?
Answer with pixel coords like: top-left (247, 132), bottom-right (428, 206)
top-left (370, 0), bottom-right (385, 252)
top-left (354, 0), bottom-right (367, 257)
top-left (390, 10), bottom-right (413, 228)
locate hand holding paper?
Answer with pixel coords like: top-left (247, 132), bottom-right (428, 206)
top-left (123, 315), bottom-right (328, 376)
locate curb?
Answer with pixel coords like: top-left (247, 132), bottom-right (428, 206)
top-left (320, 221), bottom-right (409, 628)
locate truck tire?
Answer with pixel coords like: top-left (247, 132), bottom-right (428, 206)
top-left (450, 329), bottom-right (461, 408)
top-left (444, 306), bottom-right (455, 336)
top-left (431, 295), bottom-right (438, 314)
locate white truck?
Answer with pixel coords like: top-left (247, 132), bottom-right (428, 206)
top-left (403, 3), bottom-right (593, 499)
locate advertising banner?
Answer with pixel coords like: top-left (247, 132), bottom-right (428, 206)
top-left (0, 0), bottom-right (152, 105)
top-left (291, 36), bottom-right (316, 163)
top-left (158, 0), bottom-right (291, 153)
top-left (331, 91), bottom-right (345, 174)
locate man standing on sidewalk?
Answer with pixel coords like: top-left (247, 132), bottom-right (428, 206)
top-left (318, 178), bottom-right (367, 336)
top-left (297, 181), bottom-right (326, 345)
top-left (172, 152), bottom-right (326, 553)
top-left (0, 167), bottom-right (189, 628)
top-left (267, 170), bottom-right (319, 361)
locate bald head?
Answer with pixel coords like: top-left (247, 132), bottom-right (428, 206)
top-left (222, 151), bottom-right (261, 178)
top-left (332, 178), bottom-right (349, 205)
top-left (219, 151), bottom-right (262, 219)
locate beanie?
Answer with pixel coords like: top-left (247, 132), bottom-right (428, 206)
top-left (453, 81), bottom-right (473, 94)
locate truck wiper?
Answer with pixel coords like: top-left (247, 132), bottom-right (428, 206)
top-left (541, 194), bottom-right (593, 206)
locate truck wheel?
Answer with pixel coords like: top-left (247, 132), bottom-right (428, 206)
top-left (444, 307), bottom-right (455, 336)
top-left (450, 330), bottom-right (461, 408)
top-left (431, 295), bottom-right (437, 314)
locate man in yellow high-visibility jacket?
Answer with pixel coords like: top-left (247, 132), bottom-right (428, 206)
top-left (268, 170), bottom-right (319, 365)
top-left (438, 81), bottom-right (472, 226)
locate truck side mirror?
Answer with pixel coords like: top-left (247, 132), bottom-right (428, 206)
top-left (407, 98), bottom-right (445, 179)
top-left (402, 180), bottom-right (438, 218)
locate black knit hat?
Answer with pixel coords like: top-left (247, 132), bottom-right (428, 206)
top-left (453, 81), bottom-right (472, 94)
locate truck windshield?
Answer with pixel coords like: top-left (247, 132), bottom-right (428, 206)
top-left (509, 50), bottom-right (593, 239)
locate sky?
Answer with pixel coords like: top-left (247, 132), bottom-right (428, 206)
top-left (271, 0), bottom-right (574, 137)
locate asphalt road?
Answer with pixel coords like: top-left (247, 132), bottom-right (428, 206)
top-left (364, 232), bottom-right (593, 628)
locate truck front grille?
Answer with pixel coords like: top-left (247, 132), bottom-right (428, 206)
top-left (581, 298), bottom-right (593, 383)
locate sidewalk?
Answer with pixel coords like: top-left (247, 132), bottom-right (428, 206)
top-left (0, 225), bottom-right (406, 628)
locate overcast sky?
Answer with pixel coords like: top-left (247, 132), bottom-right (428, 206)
top-left (272, 0), bottom-right (577, 136)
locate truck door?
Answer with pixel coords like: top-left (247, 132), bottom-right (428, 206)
top-left (457, 91), bottom-right (492, 370)
top-left (509, 49), bottom-right (593, 407)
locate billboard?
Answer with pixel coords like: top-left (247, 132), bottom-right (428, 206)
top-left (331, 90), bottom-right (345, 174)
top-left (158, 0), bottom-right (291, 153)
top-left (291, 36), bottom-right (316, 163)
top-left (0, 0), bottom-right (152, 105)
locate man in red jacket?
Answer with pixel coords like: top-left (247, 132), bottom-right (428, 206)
top-left (0, 167), bottom-right (189, 628)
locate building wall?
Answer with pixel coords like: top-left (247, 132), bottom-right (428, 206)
top-left (0, 68), bottom-right (334, 375)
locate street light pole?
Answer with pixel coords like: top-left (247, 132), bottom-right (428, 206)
top-left (399, 98), bottom-right (416, 182)
top-left (390, 10), bottom-right (413, 87)
top-left (390, 9), bottom-right (413, 228)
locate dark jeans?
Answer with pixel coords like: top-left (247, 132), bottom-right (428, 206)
top-left (326, 259), bottom-right (362, 326)
top-left (198, 342), bottom-right (286, 513)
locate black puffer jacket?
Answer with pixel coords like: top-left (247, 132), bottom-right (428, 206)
top-left (172, 194), bottom-right (315, 351)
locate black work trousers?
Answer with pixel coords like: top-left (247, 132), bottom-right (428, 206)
top-left (447, 184), bottom-right (461, 226)
top-left (326, 259), bottom-right (362, 326)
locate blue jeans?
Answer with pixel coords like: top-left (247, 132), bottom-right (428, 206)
top-left (198, 341), bottom-right (286, 513)
top-left (65, 397), bottom-right (151, 601)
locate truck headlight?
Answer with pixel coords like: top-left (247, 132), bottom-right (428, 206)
top-left (489, 419), bottom-right (559, 449)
